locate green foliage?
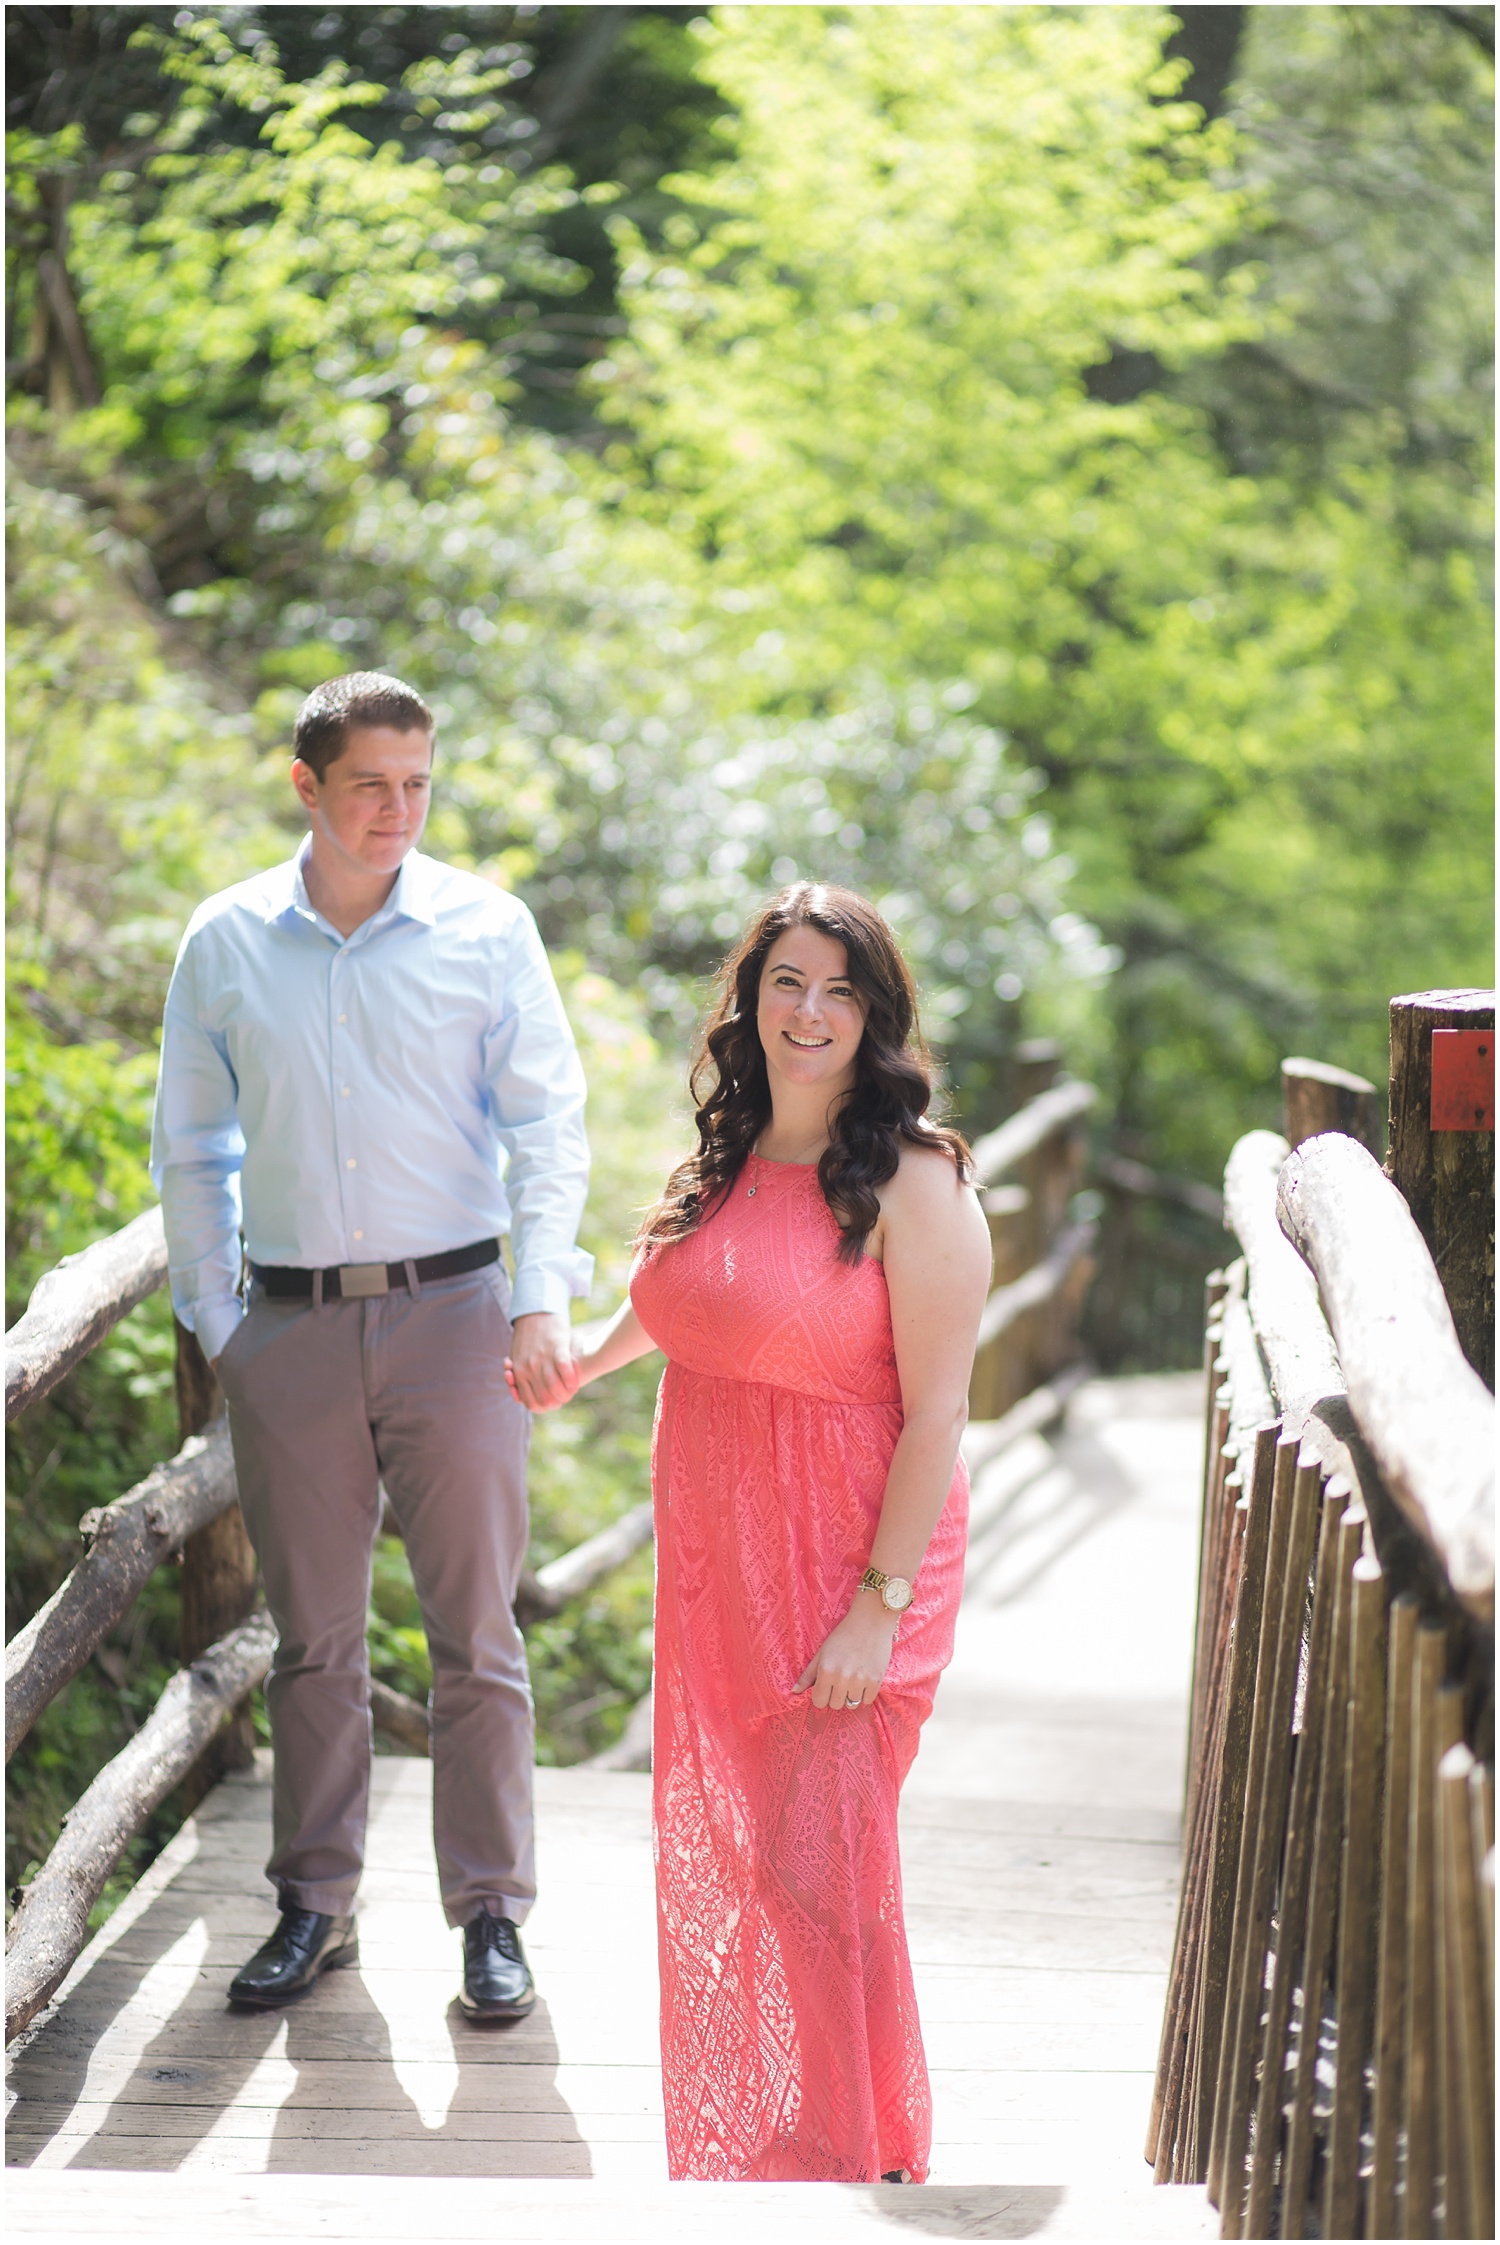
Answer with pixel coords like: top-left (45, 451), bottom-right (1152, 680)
top-left (594, 2), bottom-right (1492, 1160)
top-left (5, 464), bottom-right (292, 1043)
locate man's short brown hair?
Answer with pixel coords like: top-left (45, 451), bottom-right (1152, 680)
top-left (293, 673), bottom-right (435, 781)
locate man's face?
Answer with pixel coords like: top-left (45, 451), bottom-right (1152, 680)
top-left (291, 724), bottom-right (434, 879)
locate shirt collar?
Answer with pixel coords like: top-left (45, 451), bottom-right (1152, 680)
top-left (263, 840), bottom-right (438, 933)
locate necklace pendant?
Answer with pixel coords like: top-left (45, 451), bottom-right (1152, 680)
top-left (746, 1184), bottom-right (757, 1197)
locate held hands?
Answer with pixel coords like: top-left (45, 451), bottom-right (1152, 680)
top-left (794, 1591), bottom-right (901, 1712)
top-left (504, 1311), bottom-right (582, 1413)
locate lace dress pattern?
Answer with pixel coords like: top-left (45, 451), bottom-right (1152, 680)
top-left (630, 1153), bottom-right (968, 2182)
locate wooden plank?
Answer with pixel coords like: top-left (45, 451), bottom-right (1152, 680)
top-left (1438, 1742), bottom-right (1492, 2241)
top-left (1431, 1683), bottom-right (1466, 2242)
top-left (1197, 1430), bottom-right (1276, 2189)
top-left (1215, 1441), bottom-right (1319, 2235)
top-left (1241, 1469), bottom-right (1344, 2237)
top-left (1322, 1554), bottom-right (1386, 2241)
top-left (1402, 1623), bottom-right (1448, 2238)
top-left (1368, 1593), bottom-right (1417, 2240)
top-left (1210, 1425), bottom-right (1296, 2213)
top-left (1278, 1501), bottom-right (1363, 2237)
top-left (1218, 1290), bottom-right (1275, 1471)
top-left (1155, 1455), bottom-right (1246, 2182)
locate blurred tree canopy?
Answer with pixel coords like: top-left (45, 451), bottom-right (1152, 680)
top-left (5, 3), bottom-right (1492, 1885)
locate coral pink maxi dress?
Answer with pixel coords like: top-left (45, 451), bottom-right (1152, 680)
top-left (629, 1150), bottom-right (969, 2182)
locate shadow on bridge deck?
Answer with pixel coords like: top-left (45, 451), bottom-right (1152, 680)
top-left (7, 1373), bottom-right (1217, 2241)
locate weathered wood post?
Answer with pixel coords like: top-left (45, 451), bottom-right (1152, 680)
top-left (176, 1320), bottom-right (258, 1801)
top-left (1281, 1054), bottom-right (1382, 1156)
top-left (1386, 989), bottom-right (1495, 1390)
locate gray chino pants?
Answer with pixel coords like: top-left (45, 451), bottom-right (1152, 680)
top-left (216, 1262), bottom-right (534, 1927)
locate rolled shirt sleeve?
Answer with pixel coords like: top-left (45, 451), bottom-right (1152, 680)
top-left (484, 907), bottom-right (594, 1320)
top-left (150, 924), bottom-right (250, 1366)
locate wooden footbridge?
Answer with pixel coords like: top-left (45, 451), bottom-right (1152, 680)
top-left (6, 1007), bottom-right (1493, 2242)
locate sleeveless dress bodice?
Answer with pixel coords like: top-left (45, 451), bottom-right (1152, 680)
top-left (631, 1153), bottom-right (901, 1408)
top-left (629, 1152), bottom-right (968, 2184)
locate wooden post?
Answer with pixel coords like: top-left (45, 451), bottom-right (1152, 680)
top-left (1198, 1434), bottom-right (1276, 2189)
top-left (1438, 1743), bottom-right (1492, 2242)
top-left (1323, 1553), bottom-right (1387, 2242)
top-left (176, 1319), bottom-right (258, 1802)
top-left (1210, 1427), bottom-right (1295, 2214)
top-left (1281, 1502), bottom-right (1364, 2235)
top-left (1010, 1035), bottom-right (1061, 1108)
top-left (1282, 1055), bottom-right (1383, 1157)
top-left (1386, 989), bottom-right (1495, 1390)
top-left (1369, 1593), bottom-right (1418, 2239)
top-left (1241, 1473), bottom-right (1346, 2240)
top-left (1404, 1622), bottom-right (1448, 2238)
top-left (1152, 1447), bottom-right (1246, 2183)
top-left (1432, 1683), bottom-right (1466, 2241)
top-left (1217, 1439), bottom-right (1319, 2236)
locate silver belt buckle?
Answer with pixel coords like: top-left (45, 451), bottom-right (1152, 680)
top-left (338, 1262), bottom-right (390, 1298)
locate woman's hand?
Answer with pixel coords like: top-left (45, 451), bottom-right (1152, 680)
top-left (505, 1311), bottom-right (583, 1412)
top-left (504, 1298), bottom-right (661, 1412)
top-left (794, 1594), bottom-right (901, 1712)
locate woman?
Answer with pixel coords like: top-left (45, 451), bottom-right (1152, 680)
top-left (509, 883), bottom-right (991, 2183)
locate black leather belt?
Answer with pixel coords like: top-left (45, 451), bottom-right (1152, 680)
top-left (249, 1238), bottom-right (500, 1301)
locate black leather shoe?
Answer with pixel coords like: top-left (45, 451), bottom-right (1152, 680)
top-left (458, 1908), bottom-right (536, 2020)
top-left (228, 1907), bottom-right (358, 2008)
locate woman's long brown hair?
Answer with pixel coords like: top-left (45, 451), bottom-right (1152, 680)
top-left (638, 882), bottom-right (973, 1264)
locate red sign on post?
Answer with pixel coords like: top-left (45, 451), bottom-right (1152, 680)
top-left (1430, 1028), bottom-right (1495, 1131)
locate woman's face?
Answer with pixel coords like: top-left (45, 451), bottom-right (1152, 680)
top-left (756, 924), bottom-right (866, 1101)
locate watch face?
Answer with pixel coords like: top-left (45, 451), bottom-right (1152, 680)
top-left (883, 1576), bottom-right (914, 1612)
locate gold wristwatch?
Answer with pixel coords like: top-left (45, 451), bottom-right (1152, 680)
top-left (859, 1565), bottom-right (914, 1614)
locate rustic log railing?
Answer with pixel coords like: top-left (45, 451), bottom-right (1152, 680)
top-left (1148, 998), bottom-right (1495, 2240)
top-left (969, 1047), bottom-right (1097, 1419)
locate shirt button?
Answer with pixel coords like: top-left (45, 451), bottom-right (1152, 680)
top-left (346, 1158), bottom-right (357, 1170)
top-left (337, 1013), bottom-right (348, 1025)
top-left (353, 1230), bottom-right (364, 1241)
top-left (340, 1085), bottom-right (351, 1097)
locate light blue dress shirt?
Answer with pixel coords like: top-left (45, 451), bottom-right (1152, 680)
top-left (150, 841), bottom-right (593, 1365)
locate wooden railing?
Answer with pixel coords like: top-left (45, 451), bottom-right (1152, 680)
top-left (1148, 1001), bottom-right (1496, 2240)
top-left (968, 1046), bottom-right (1097, 1420)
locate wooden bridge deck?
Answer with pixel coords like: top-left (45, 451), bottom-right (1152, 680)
top-left (7, 1373), bottom-right (1216, 2242)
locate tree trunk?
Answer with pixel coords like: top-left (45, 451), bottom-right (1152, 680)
top-left (1386, 990), bottom-right (1495, 1391)
top-left (1162, 6), bottom-right (1248, 119)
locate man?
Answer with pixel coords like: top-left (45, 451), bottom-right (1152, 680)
top-left (151, 672), bottom-right (589, 2018)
